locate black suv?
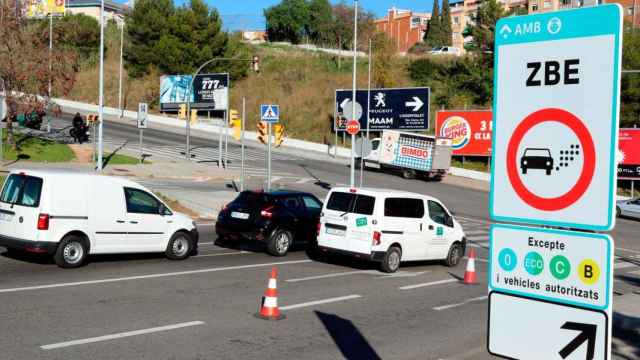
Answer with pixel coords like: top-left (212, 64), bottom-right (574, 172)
top-left (215, 190), bottom-right (323, 256)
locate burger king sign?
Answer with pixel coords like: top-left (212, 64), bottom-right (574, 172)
top-left (436, 110), bottom-right (493, 156)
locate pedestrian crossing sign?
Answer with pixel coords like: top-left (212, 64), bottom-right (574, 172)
top-left (261, 104), bottom-right (279, 123)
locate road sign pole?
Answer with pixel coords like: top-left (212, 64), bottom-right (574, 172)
top-left (225, 110), bottom-right (229, 167)
top-left (350, 0), bottom-right (358, 188)
top-left (47, 12), bottom-right (53, 134)
top-left (360, 38), bottom-right (372, 188)
top-left (267, 122), bottom-right (272, 191)
top-left (97, 0), bottom-right (105, 172)
top-left (241, 97), bottom-right (246, 192)
top-left (139, 128), bottom-right (143, 164)
top-left (118, 22), bottom-right (124, 118)
top-left (218, 116), bottom-right (223, 167)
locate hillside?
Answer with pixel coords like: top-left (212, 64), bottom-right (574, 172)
top-left (67, 30), bottom-right (414, 144)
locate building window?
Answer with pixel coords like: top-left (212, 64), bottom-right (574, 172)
top-left (532, 3), bottom-right (539, 10)
top-left (628, 7), bottom-right (634, 16)
top-left (453, 16), bottom-right (460, 24)
top-left (411, 17), bottom-right (421, 28)
top-left (544, 0), bottom-right (551, 8)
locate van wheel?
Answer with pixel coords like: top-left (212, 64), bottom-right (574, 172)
top-left (267, 229), bottom-right (292, 257)
top-left (444, 242), bottom-right (463, 267)
top-left (54, 235), bottom-right (88, 268)
top-left (401, 169), bottom-right (416, 179)
top-left (380, 246), bottom-right (402, 273)
top-left (166, 232), bottom-right (193, 260)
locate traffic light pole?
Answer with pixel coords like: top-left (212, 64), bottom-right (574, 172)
top-left (241, 97), bottom-right (246, 192)
top-left (267, 123), bottom-right (272, 191)
top-left (349, 0), bottom-right (358, 188)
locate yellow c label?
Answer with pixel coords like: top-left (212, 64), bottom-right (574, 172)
top-left (578, 259), bottom-right (600, 285)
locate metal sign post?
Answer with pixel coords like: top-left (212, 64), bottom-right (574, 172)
top-left (224, 110), bottom-right (229, 167)
top-left (137, 103), bottom-right (148, 164)
top-left (260, 104), bottom-right (279, 191)
top-left (267, 123), bottom-right (272, 191)
top-left (241, 97), bottom-right (246, 192)
top-left (97, 0), bottom-right (105, 172)
top-left (218, 116), bottom-right (223, 167)
top-left (350, 0), bottom-right (358, 189)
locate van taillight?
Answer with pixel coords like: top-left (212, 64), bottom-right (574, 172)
top-left (261, 206), bottom-right (274, 219)
top-left (372, 231), bottom-right (381, 246)
top-left (317, 221), bottom-right (321, 236)
top-left (37, 214), bottom-right (50, 230)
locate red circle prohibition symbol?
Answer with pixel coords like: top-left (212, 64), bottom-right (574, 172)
top-left (506, 108), bottom-right (596, 211)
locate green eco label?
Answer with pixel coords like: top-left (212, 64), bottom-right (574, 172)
top-left (356, 217), bottom-right (367, 227)
top-left (436, 227), bottom-right (444, 236)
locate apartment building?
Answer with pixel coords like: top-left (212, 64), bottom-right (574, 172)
top-left (374, 7), bottom-right (431, 53)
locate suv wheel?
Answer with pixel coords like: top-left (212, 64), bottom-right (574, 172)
top-left (166, 232), bottom-right (193, 260)
top-left (267, 229), bottom-right (293, 257)
top-left (380, 246), bottom-right (402, 273)
top-left (54, 235), bottom-right (88, 268)
top-left (616, 207), bottom-right (622, 217)
top-left (444, 242), bottom-right (463, 267)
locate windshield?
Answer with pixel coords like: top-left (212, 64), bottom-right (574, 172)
top-left (524, 148), bottom-right (551, 157)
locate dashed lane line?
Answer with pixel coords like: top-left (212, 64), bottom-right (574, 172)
top-left (286, 270), bottom-right (374, 283)
top-left (280, 295), bottom-right (362, 311)
top-left (40, 321), bottom-right (205, 350)
top-left (433, 296), bottom-right (488, 311)
top-left (0, 260), bottom-right (312, 294)
top-left (398, 278), bottom-right (458, 291)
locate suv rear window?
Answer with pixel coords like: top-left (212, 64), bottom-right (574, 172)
top-left (234, 191), bottom-right (268, 204)
top-left (0, 174), bottom-right (43, 207)
top-left (326, 192), bottom-right (375, 215)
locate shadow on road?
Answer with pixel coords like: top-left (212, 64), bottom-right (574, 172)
top-left (299, 164), bottom-right (332, 190)
top-left (613, 311), bottom-right (640, 360)
top-left (316, 311), bottom-right (381, 360)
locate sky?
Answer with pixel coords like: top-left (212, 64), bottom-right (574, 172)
top-left (124, 1), bottom-right (434, 31)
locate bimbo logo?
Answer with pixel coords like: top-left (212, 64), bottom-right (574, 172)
top-left (400, 146), bottom-right (429, 160)
top-left (440, 116), bottom-right (471, 150)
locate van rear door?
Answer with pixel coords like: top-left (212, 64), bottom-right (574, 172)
top-left (0, 174), bottom-right (44, 242)
top-left (322, 191), bottom-right (375, 255)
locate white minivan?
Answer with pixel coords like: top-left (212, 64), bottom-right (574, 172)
top-left (317, 188), bottom-right (466, 273)
top-left (0, 169), bottom-right (198, 268)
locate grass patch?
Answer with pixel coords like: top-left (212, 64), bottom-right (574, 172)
top-left (2, 133), bottom-right (75, 162)
top-left (93, 152), bottom-right (150, 166)
top-left (0, 176), bottom-right (6, 187)
top-left (451, 158), bottom-right (491, 173)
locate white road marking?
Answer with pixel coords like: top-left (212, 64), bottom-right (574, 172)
top-left (614, 262), bottom-right (638, 270)
top-left (464, 230), bottom-right (488, 237)
top-left (0, 260), bottom-right (312, 294)
top-left (398, 278), bottom-right (458, 290)
top-left (295, 178), bottom-right (313, 184)
top-left (271, 176), bottom-right (283, 182)
top-left (286, 270), bottom-right (372, 283)
top-left (617, 247), bottom-right (640, 254)
top-left (41, 321), bottom-right (205, 350)
top-left (280, 295), bottom-right (362, 311)
top-left (629, 270), bottom-right (640, 275)
top-left (433, 296), bottom-right (488, 311)
top-left (196, 251), bottom-right (248, 258)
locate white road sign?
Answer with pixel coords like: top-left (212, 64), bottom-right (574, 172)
top-left (137, 103), bottom-right (148, 129)
top-left (489, 5), bottom-right (623, 231)
top-left (489, 292), bottom-right (609, 360)
top-left (489, 224), bottom-right (613, 310)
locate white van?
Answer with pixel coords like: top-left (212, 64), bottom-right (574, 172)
top-left (0, 169), bottom-right (198, 268)
top-left (317, 188), bottom-right (466, 273)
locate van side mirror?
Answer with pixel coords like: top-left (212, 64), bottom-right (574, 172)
top-left (159, 204), bottom-right (172, 216)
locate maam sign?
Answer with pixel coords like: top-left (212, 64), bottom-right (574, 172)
top-left (490, 5), bottom-right (623, 231)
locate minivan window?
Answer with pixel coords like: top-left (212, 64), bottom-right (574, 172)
top-left (428, 200), bottom-right (450, 226)
top-left (124, 188), bottom-right (162, 215)
top-left (326, 192), bottom-right (375, 215)
top-left (385, 198), bottom-right (424, 218)
top-left (0, 174), bottom-right (43, 208)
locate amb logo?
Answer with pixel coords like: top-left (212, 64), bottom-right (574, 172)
top-left (440, 116), bottom-right (471, 150)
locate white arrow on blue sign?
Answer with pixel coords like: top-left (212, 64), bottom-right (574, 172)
top-left (261, 104), bottom-right (279, 123)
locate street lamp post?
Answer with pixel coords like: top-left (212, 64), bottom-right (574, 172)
top-left (350, 0), bottom-right (358, 188)
top-left (118, 21), bottom-right (124, 118)
top-left (97, 0), bottom-right (105, 171)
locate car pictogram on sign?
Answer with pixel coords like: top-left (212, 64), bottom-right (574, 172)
top-left (521, 148), bottom-right (554, 175)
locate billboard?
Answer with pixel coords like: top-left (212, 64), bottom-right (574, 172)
top-left (335, 87), bottom-right (430, 131)
top-left (618, 128), bottom-right (640, 179)
top-left (159, 73), bottom-right (229, 112)
top-left (26, 0), bottom-right (65, 18)
top-left (435, 110), bottom-right (493, 156)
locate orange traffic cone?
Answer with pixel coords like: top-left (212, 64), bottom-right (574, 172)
top-left (463, 249), bottom-right (477, 284)
top-left (256, 267), bottom-right (285, 320)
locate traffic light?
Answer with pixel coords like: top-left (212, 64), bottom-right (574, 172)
top-left (229, 109), bottom-right (241, 141)
top-left (257, 121), bottom-right (268, 144)
top-left (190, 109), bottom-right (198, 124)
top-left (274, 124), bottom-right (285, 147)
top-left (178, 104), bottom-right (187, 119)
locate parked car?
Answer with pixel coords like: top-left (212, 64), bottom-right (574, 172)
top-left (617, 198), bottom-right (640, 220)
top-left (316, 187), bottom-right (467, 273)
top-left (0, 169), bottom-right (198, 268)
top-left (429, 46), bottom-right (462, 56)
top-left (521, 148), bottom-right (554, 175)
top-left (215, 190), bottom-right (323, 256)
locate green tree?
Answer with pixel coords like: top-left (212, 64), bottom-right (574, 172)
top-left (330, 2), bottom-right (376, 50)
top-left (424, 0), bottom-right (443, 48)
top-left (621, 23), bottom-right (640, 128)
top-left (463, 0), bottom-right (506, 55)
top-left (39, 14), bottom-right (100, 61)
top-left (308, 0), bottom-right (333, 45)
top-left (264, 0), bottom-right (310, 44)
top-left (372, 33), bottom-right (396, 88)
top-left (441, 0), bottom-right (453, 47)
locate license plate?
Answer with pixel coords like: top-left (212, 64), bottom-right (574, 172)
top-left (326, 227), bottom-right (345, 236)
top-left (0, 213), bottom-right (13, 222)
top-left (231, 211), bottom-right (250, 220)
